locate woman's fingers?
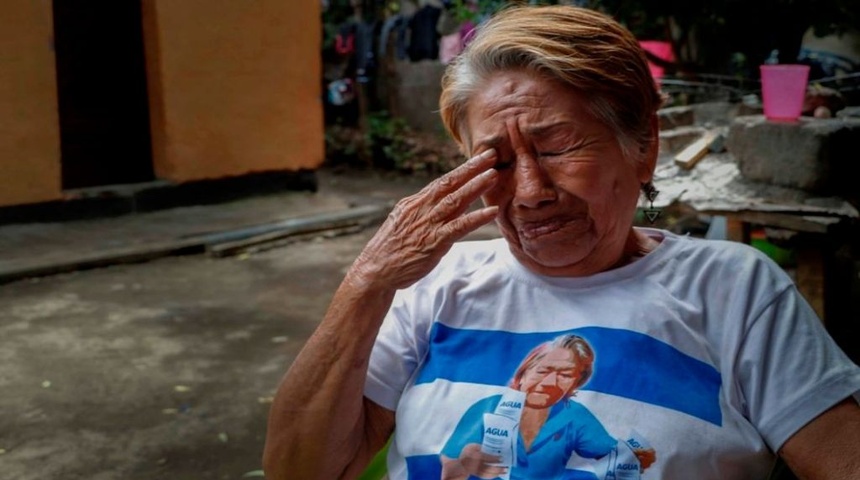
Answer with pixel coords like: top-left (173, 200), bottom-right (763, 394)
top-left (430, 167), bottom-right (498, 223)
top-left (436, 205), bottom-right (498, 243)
top-left (349, 149), bottom-right (500, 290)
top-left (421, 149), bottom-right (497, 202)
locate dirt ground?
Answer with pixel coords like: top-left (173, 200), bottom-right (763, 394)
top-left (0, 168), bottom-right (502, 480)
top-left (1, 165), bottom-right (855, 480)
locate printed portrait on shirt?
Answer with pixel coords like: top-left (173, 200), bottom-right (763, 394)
top-left (438, 334), bottom-right (657, 480)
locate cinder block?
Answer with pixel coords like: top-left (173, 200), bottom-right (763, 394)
top-left (726, 115), bottom-right (860, 194)
top-left (657, 106), bottom-right (695, 130)
top-left (690, 102), bottom-right (739, 126)
top-left (659, 125), bottom-right (707, 155)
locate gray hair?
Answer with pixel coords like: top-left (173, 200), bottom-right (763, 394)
top-left (439, 5), bottom-right (664, 162)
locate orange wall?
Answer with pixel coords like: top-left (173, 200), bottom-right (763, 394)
top-left (0, 0), bottom-right (62, 207)
top-left (142, 0), bottom-right (324, 182)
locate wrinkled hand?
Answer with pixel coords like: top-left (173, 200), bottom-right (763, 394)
top-left (458, 443), bottom-right (509, 479)
top-left (347, 149), bottom-right (499, 291)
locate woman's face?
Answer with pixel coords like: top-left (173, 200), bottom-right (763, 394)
top-left (518, 347), bottom-right (581, 409)
top-left (463, 69), bottom-right (655, 277)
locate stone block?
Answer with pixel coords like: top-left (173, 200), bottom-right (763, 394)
top-left (659, 125), bottom-right (707, 155)
top-left (837, 106), bottom-right (860, 119)
top-left (657, 106), bottom-right (695, 130)
top-left (726, 115), bottom-right (860, 194)
top-left (690, 102), bottom-right (738, 127)
top-left (392, 60), bottom-right (447, 134)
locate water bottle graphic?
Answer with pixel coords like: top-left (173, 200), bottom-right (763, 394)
top-left (494, 388), bottom-right (526, 420)
top-left (479, 388), bottom-right (527, 479)
top-left (603, 441), bottom-right (641, 480)
top-left (481, 413), bottom-right (518, 466)
top-left (604, 429), bottom-right (652, 480)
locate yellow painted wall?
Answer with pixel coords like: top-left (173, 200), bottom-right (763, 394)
top-left (142, 1), bottom-right (324, 182)
top-left (0, 0), bottom-right (62, 207)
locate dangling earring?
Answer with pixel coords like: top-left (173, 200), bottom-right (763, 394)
top-left (641, 182), bottom-right (661, 225)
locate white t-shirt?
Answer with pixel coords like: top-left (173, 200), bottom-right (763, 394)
top-left (365, 228), bottom-right (860, 480)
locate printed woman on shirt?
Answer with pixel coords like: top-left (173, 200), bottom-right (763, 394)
top-left (440, 334), bottom-right (656, 480)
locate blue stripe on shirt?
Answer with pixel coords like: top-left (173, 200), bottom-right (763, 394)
top-left (414, 324), bottom-right (722, 425)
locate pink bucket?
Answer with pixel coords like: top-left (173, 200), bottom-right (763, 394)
top-left (760, 64), bottom-right (810, 121)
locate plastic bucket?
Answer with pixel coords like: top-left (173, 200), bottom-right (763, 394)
top-left (760, 64), bottom-right (810, 121)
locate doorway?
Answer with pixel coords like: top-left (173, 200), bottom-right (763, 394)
top-left (52, 0), bottom-right (154, 189)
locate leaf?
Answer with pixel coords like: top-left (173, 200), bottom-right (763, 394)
top-left (242, 470), bottom-right (265, 477)
top-left (357, 439), bottom-right (390, 480)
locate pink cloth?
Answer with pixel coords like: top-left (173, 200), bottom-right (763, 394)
top-left (440, 32), bottom-right (464, 64)
top-left (460, 20), bottom-right (476, 46)
top-left (639, 40), bottom-right (675, 79)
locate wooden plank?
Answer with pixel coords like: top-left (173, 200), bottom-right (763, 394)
top-left (214, 224), bottom-right (366, 257)
top-left (674, 131), bottom-right (718, 170)
top-left (796, 247), bottom-right (826, 323)
top-left (198, 203), bottom-right (391, 246)
top-left (725, 217), bottom-right (750, 243)
top-left (0, 204), bottom-right (392, 284)
top-left (205, 204), bottom-right (391, 257)
top-left (710, 211), bottom-right (836, 234)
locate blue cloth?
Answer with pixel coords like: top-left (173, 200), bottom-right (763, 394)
top-left (441, 394), bottom-right (618, 480)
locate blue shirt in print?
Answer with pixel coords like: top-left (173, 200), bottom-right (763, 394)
top-left (441, 394), bottom-right (618, 480)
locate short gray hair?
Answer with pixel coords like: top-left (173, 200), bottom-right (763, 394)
top-left (439, 5), bottom-right (664, 161)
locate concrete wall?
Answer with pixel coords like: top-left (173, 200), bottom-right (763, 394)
top-left (142, 0), bottom-right (324, 182)
top-left (392, 60), bottom-right (447, 134)
top-left (0, 0), bottom-right (63, 207)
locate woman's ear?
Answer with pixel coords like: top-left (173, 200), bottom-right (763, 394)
top-left (637, 114), bottom-right (659, 184)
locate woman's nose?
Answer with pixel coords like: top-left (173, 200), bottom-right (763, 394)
top-left (512, 153), bottom-right (555, 209)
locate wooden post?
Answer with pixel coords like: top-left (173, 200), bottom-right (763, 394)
top-left (725, 217), bottom-right (750, 244)
top-left (796, 247), bottom-right (826, 324)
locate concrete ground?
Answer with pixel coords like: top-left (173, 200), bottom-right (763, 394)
top-left (0, 167), bottom-right (502, 480)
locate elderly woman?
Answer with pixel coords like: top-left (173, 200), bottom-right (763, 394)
top-left (264, 5), bottom-right (860, 480)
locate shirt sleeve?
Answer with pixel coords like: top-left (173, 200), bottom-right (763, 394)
top-left (364, 285), bottom-right (429, 410)
top-left (565, 401), bottom-right (618, 459)
top-left (735, 283), bottom-right (860, 451)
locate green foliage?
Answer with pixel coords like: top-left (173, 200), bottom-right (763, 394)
top-left (366, 111), bottom-right (413, 170)
top-left (324, 112), bottom-right (413, 170)
top-left (321, 0), bottom-right (355, 51)
top-left (357, 440), bottom-right (391, 480)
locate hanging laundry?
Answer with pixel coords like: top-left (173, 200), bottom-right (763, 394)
top-left (353, 20), bottom-right (377, 82)
top-left (407, 4), bottom-right (442, 61)
top-left (335, 22), bottom-right (356, 56)
top-left (379, 14), bottom-right (410, 61)
top-left (439, 32), bottom-right (463, 64)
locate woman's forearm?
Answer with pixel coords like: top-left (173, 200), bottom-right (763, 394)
top-left (263, 273), bottom-right (396, 480)
top-left (263, 149), bottom-right (500, 479)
